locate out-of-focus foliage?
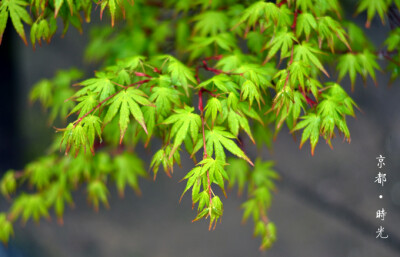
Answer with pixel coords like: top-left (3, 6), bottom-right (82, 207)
top-left (0, 0), bottom-right (398, 251)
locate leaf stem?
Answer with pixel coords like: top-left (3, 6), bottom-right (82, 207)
top-left (283, 46), bottom-right (294, 89)
top-left (72, 79), bottom-right (151, 128)
top-left (200, 60), bottom-right (243, 76)
top-left (198, 88), bottom-right (212, 219)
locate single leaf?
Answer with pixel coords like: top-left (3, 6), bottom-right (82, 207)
top-left (294, 42), bottom-right (329, 77)
top-left (3, 0), bottom-right (33, 45)
top-left (296, 13), bottom-right (317, 40)
top-left (264, 28), bottom-right (297, 62)
top-left (205, 126), bottom-right (253, 165)
top-left (163, 106), bottom-right (201, 157)
top-left (293, 113), bottom-right (321, 155)
top-left (104, 88), bottom-right (152, 143)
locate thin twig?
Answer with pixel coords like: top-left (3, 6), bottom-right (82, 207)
top-left (200, 60), bottom-right (243, 76)
top-left (71, 79), bottom-right (151, 128)
top-left (198, 88), bottom-right (212, 220)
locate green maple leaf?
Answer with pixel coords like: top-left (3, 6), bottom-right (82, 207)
top-left (44, 174), bottom-right (73, 221)
top-left (30, 19), bottom-right (52, 47)
top-left (0, 213), bottom-right (14, 243)
top-left (200, 157), bottom-right (229, 196)
top-left (238, 102), bottom-right (263, 124)
top-left (87, 180), bottom-right (109, 211)
top-left (26, 156), bottom-right (55, 190)
top-left (241, 79), bottom-right (261, 107)
top-left (247, 31), bottom-right (264, 54)
top-left (205, 126), bottom-right (253, 165)
top-left (317, 99), bottom-right (340, 137)
top-left (69, 92), bottom-right (98, 118)
top-left (227, 92), bottom-right (239, 110)
top-left (337, 53), bottom-right (361, 90)
top-left (236, 1), bottom-right (279, 28)
top-left (212, 33), bottom-right (237, 51)
top-left (241, 198), bottom-right (259, 223)
top-left (293, 113), bottom-right (321, 156)
top-left (180, 166), bottom-right (202, 202)
top-left (29, 79), bottom-right (53, 107)
top-left (324, 83), bottom-right (358, 117)
top-left (149, 82), bottom-right (181, 118)
top-left (188, 33), bottom-right (237, 60)
top-left (296, 13), bottom-right (317, 40)
top-left (100, 0), bottom-right (126, 27)
top-left (216, 54), bottom-right (243, 71)
top-left (318, 16), bottom-right (350, 51)
top-left (117, 55), bottom-right (146, 71)
top-left (346, 22), bottom-right (374, 52)
top-left (54, 0), bottom-right (64, 17)
top-left (181, 157), bottom-right (228, 201)
top-left (0, 0), bottom-right (33, 45)
top-left (227, 109), bottom-right (255, 143)
top-left (251, 159), bottom-right (279, 190)
top-left (316, 83), bottom-right (356, 143)
top-left (198, 74), bottom-right (239, 93)
top-left (288, 61), bottom-right (310, 89)
top-left (114, 153), bottom-right (147, 197)
top-left (81, 115), bottom-right (102, 153)
top-left (61, 123), bottom-right (88, 156)
top-left (294, 42), bottom-right (329, 77)
top-left (264, 28), bottom-right (297, 62)
top-left (103, 88), bottom-right (152, 143)
top-left (385, 28), bottom-right (400, 52)
top-left (236, 63), bottom-right (275, 89)
top-left (9, 194), bottom-right (49, 223)
top-left (296, 0), bottom-right (313, 11)
top-left (143, 106), bottom-right (156, 144)
top-left (193, 11), bottom-right (228, 36)
top-left (356, 0), bottom-right (388, 27)
top-left (205, 97), bottom-right (222, 126)
top-left (357, 49), bottom-right (380, 84)
top-left (226, 158), bottom-right (249, 195)
top-left (0, 170), bottom-right (16, 198)
top-left (160, 55), bottom-right (197, 95)
top-left (150, 145), bottom-right (180, 179)
top-left (75, 72), bottom-right (116, 101)
top-left (163, 106), bottom-right (201, 157)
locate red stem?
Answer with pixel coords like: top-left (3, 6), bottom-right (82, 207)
top-left (291, 9), bottom-right (299, 33)
top-left (198, 88), bottom-right (212, 216)
top-left (134, 72), bottom-right (152, 78)
top-left (200, 60), bottom-right (243, 76)
top-left (72, 79), bottom-right (151, 128)
top-left (277, 0), bottom-right (287, 7)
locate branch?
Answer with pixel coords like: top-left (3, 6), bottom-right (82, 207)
top-left (200, 60), bottom-right (243, 76)
top-left (381, 50), bottom-right (400, 66)
top-left (291, 8), bottom-right (300, 33)
top-left (283, 46), bottom-right (294, 89)
top-left (72, 79), bottom-right (151, 128)
top-left (277, 0), bottom-right (287, 8)
top-left (198, 88), bottom-right (212, 220)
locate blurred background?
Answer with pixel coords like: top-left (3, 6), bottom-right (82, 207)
top-left (0, 1), bottom-right (400, 257)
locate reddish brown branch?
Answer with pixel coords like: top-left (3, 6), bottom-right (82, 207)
top-left (291, 9), bottom-right (299, 33)
top-left (134, 72), bottom-right (152, 78)
top-left (198, 88), bottom-right (212, 217)
top-left (298, 86), bottom-right (317, 107)
top-left (283, 46), bottom-right (295, 89)
top-left (277, 0), bottom-right (287, 7)
top-left (200, 60), bottom-right (243, 76)
top-left (195, 66), bottom-right (201, 84)
top-left (72, 79), bottom-right (151, 128)
top-left (204, 55), bottom-right (223, 61)
top-left (383, 53), bottom-right (400, 66)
